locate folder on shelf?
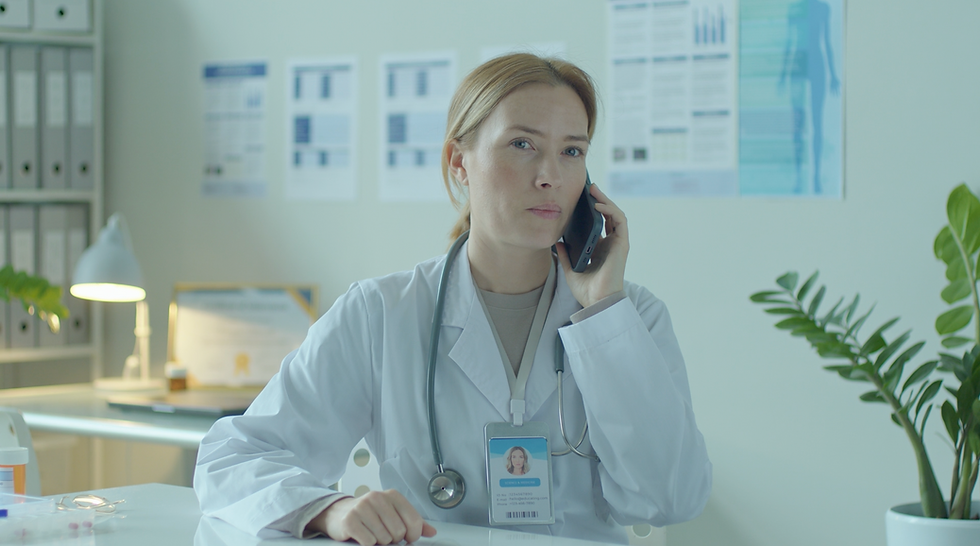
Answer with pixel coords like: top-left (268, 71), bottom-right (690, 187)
top-left (66, 204), bottom-right (89, 345)
top-left (8, 204), bottom-right (37, 348)
top-left (40, 47), bottom-right (68, 190)
top-left (0, 206), bottom-right (9, 349)
top-left (0, 45), bottom-right (11, 190)
top-left (0, 0), bottom-right (31, 30)
top-left (10, 46), bottom-right (38, 191)
top-left (38, 204), bottom-right (68, 347)
top-left (68, 48), bottom-right (94, 190)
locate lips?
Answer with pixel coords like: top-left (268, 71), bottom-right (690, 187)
top-left (529, 204), bottom-right (561, 220)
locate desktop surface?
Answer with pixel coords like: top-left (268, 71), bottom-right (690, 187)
top-left (36, 483), bottom-right (621, 546)
top-left (0, 383), bottom-right (260, 448)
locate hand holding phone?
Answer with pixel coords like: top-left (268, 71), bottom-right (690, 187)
top-left (562, 172), bottom-right (604, 273)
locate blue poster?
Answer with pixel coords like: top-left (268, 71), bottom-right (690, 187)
top-left (739, 0), bottom-right (844, 198)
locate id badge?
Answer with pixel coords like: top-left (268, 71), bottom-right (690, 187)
top-left (484, 421), bottom-right (555, 526)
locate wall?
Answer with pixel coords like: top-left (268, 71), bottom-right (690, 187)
top-left (99, 1), bottom-right (980, 545)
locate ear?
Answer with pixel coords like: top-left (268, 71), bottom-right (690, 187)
top-left (445, 139), bottom-right (469, 186)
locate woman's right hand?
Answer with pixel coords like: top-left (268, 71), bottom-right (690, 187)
top-left (308, 490), bottom-right (437, 545)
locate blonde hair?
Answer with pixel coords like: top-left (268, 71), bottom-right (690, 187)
top-left (442, 53), bottom-right (599, 242)
top-left (506, 445), bottom-right (531, 475)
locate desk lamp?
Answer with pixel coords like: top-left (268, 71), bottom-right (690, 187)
top-left (70, 213), bottom-right (165, 393)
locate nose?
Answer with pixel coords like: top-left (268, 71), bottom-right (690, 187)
top-left (535, 155), bottom-right (562, 189)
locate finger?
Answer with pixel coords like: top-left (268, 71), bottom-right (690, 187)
top-left (360, 493), bottom-right (403, 544)
top-left (345, 519), bottom-right (380, 546)
top-left (388, 492), bottom-right (429, 543)
top-left (421, 522), bottom-right (438, 538)
top-left (554, 241), bottom-right (574, 274)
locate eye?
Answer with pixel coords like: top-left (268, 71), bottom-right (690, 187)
top-left (564, 146), bottom-right (585, 158)
top-left (512, 139), bottom-right (532, 150)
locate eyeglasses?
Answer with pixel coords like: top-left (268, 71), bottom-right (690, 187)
top-left (57, 494), bottom-right (126, 514)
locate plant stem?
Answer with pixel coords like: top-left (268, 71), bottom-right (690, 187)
top-left (951, 456), bottom-right (975, 519)
top-left (869, 371), bottom-right (948, 518)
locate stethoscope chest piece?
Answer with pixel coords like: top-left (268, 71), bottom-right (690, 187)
top-left (428, 468), bottom-right (466, 509)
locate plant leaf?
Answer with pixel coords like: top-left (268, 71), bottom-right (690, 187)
top-left (874, 330), bottom-right (911, 371)
top-left (947, 183), bottom-right (980, 255)
top-left (941, 336), bottom-right (973, 349)
top-left (902, 359), bottom-right (938, 394)
top-left (935, 226), bottom-right (955, 261)
top-left (936, 305), bottom-right (974, 336)
top-left (775, 316), bottom-right (813, 330)
top-left (859, 390), bottom-right (886, 403)
top-left (942, 400), bottom-right (960, 443)
top-left (844, 294), bottom-right (861, 322)
top-left (807, 285), bottom-right (826, 316)
top-left (776, 272), bottom-right (799, 292)
top-left (918, 404), bottom-right (933, 438)
top-left (750, 290), bottom-right (788, 303)
top-left (941, 278), bottom-right (973, 304)
top-left (797, 272), bottom-right (818, 302)
top-left (819, 297), bottom-right (844, 327)
top-left (915, 380), bottom-right (943, 417)
top-left (764, 307), bottom-right (803, 315)
top-left (890, 413), bottom-right (901, 427)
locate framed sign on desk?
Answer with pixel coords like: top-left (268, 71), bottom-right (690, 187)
top-left (168, 284), bottom-right (318, 387)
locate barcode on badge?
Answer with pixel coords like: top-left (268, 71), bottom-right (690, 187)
top-left (506, 511), bottom-right (539, 519)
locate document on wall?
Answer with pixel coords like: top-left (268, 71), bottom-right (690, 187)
top-left (739, 0), bottom-right (843, 198)
top-left (378, 52), bottom-right (455, 202)
top-left (202, 61), bottom-right (268, 198)
top-left (607, 0), bottom-right (738, 197)
top-left (285, 57), bottom-right (358, 201)
top-left (171, 285), bottom-right (317, 387)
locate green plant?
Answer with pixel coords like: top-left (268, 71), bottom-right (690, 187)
top-left (751, 183), bottom-right (980, 520)
top-left (0, 265), bottom-right (69, 334)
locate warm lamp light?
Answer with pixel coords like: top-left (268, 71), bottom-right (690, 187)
top-left (71, 213), bottom-right (165, 394)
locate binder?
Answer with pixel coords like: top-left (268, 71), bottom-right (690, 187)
top-left (0, 45), bottom-right (10, 190)
top-left (0, 0), bottom-right (31, 29)
top-left (40, 47), bottom-right (68, 190)
top-left (65, 204), bottom-right (89, 345)
top-left (68, 48), bottom-right (94, 190)
top-left (10, 46), bottom-right (38, 190)
top-left (33, 0), bottom-right (92, 33)
top-left (8, 205), bottom-right (37, 348)
top-left (38, 205), bottom-right (68, 347)
top-left (0, 206), bottom-right (9, 349)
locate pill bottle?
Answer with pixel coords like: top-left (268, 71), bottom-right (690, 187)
top-left (165, 362), bottom-right (188, 392)
top-left (0, 446), bottom-right (28, 495)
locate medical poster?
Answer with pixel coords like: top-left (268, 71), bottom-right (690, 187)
top-left (171, 285), bottom-right (317, 387)
top-left (202, 61), bottom-right (268, 197)
top-left (607, 0), bottom-right (738, 197)
top-left (285, 57), bottom-right (358, 201)
top-left (378, 52), bottom-right (455, 202)
top-left (739, 0), bottom-right (843, 198)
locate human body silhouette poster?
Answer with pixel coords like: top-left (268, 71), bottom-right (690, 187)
top-left (607, 0), bottom-right (843, 199)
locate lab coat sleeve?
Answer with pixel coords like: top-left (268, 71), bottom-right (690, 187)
top-left (558, 285), bottom-right (712, 527)
top-left (194, 283), bottom-right (377, 536)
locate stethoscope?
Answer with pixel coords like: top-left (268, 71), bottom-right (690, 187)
top-left (426, 231), bottom-right (599, 510)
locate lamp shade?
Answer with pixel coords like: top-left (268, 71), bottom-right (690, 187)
top-left (70, 213), bottom-right (146, 302)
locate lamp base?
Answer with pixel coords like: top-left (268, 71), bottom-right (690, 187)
top-left (93, 377), bottom-right (168, 396)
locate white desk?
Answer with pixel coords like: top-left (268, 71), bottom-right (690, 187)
top-left (0, 383), bottom-right (234, 449)
top-left (29, 483), bottom-right (622, 545)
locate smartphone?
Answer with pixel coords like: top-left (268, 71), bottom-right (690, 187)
top-left (562, 172), bottom-right (604, 273)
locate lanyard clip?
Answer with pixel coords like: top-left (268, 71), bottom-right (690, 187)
top-left (510, 399), bottom-right (525, 427)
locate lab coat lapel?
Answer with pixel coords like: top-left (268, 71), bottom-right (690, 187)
top-left (523, 263), bottom-right (582, 421)
top-left (442, 243), bottom-right (513, 422)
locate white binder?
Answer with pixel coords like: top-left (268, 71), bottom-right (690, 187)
top-left (65, 204), bottom-right (89, 345)
top-left (0, 45), bottom-right (10, 190)
top-left (0, 0), bottom-right (31, 29)
top-left (68, 48), bottom-right (93, 190)
top-left (33, 0), bottom-right (91, 33)
top-left (0, 206), bottom-right (9, 349)
top-left (40, 47), bottom-right (68, 190)
top-left (38, 204), bottom-right (68, 347)
top-left (8, 204), bottom-right (37, 348)
top-left (10, 46), bottom-right (38, 190)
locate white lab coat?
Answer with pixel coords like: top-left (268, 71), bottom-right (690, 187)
top-left (194, 243), bottom-right (711, 544)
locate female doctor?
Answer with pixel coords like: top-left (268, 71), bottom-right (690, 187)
top-left (194, 53), bottom-right (711, 545)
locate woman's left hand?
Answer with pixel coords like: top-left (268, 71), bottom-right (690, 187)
top-left (556, 183), bottom-right (629, 308)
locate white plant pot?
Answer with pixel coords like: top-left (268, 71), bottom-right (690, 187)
top-left (885, 501), bottom-right (980, 546)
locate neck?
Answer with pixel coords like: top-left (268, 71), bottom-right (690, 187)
top-left (467, 237), bottom-right (552, 294)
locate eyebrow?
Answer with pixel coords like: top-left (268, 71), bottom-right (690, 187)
top-left (507, 125), bottom-right (590, 143)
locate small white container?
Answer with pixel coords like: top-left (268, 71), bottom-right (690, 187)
top-left (0, 447), bottom-right (28, 495)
